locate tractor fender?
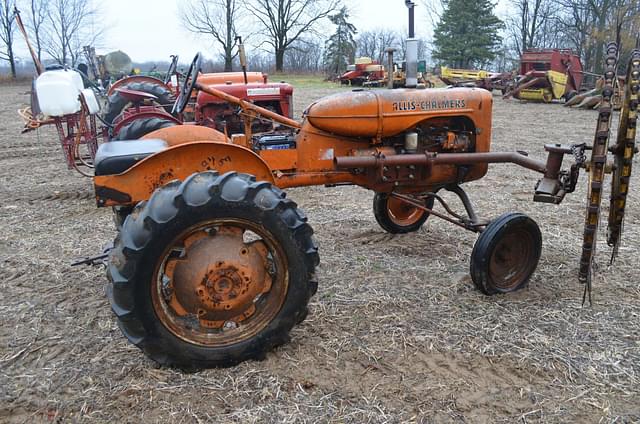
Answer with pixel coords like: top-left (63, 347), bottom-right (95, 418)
top-left (107, 76), bottom-right (171, 97)
top-left (94, 141), bottom-right (275, 207)
top-left (142, 125), bottom-right (228, 145)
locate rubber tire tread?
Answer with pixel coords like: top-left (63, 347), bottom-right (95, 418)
top-left (106, 171), bottom-right (319, 368)
top-left (104, 81), bottom-right (174, 125)
top-left (113, 117), bottom-right (176, 140)
top-left (470, 212), bottom-right (542, 296)
top-left (373, 193), bottom-right (433, 234)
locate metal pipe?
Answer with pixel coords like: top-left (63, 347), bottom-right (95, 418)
top-left (13, 7), bottom-right (44, 75)
top-left (236, 36), bottom-right (248, 85)
top-left (334, 151), bottom-right (547, 174)
top-left (385, 48), bottom-right (395, 90)
top-left (405, 1), bottom-right (415, 38)
top-left (195, 82), bottom-right (301, 129)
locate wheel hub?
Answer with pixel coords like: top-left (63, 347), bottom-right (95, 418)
top-left (387, 196), bottom-right (424, 225)
top-left (164, 226), bottom-right (272, 329)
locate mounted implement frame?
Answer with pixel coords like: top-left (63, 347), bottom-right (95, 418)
top-left (86, 44), bottom-right (639, 368)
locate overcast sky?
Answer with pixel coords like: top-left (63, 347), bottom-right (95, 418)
top-left (99, 0), bottom-right (434, 62)
top-left (13, 0), bottom-right (509, 64)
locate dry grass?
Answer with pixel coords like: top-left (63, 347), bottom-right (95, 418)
top-left (0, 83), bottom-right (639, 423)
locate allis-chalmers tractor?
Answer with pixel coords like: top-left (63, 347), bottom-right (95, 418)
top-left (80, 44), bottom-right (638, 368)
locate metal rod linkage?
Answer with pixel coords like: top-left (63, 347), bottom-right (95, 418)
top-left (335, 151), bottom-right (547, 174)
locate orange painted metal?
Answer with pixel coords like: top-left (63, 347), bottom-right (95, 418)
top-left (142, 125), bottom-right (228, 145)
top-left (258, 149), bottom-right (298, 171)
top-left (305, 88), bottom-right (491, 140)
top-left (386, 196), bottom-right (426, 226)
top-left (163, 225), bottom-right (271, 329)
top-left (198, 72), bottom-right (265, 86)
top-left (94, 141), bottom-right (274, 206)
top-left (150, 218), bottom-right (289, 347)
top-left (96, 84), bottom-right (504, 205)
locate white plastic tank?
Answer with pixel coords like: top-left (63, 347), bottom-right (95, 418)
top-left (35, 70), bottom-right (85, 117)
top-left (81, 88), bottom-right (100, 115)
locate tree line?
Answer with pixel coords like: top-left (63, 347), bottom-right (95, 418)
top-left (429, 0), bottom-right (640, 73)
top-left (1, 0), bottom-right (639, 78)
top-left (1, 0), bottom-right (102, 78)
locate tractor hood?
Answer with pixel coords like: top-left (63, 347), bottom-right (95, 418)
top-left (305, 87), bottom-right (492, 138)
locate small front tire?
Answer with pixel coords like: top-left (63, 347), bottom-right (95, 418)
top-left (373, 193), bottom-right (434, 234)
top-left (470, 212), bottom-right (542, 295)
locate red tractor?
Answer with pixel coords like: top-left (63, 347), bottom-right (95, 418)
top-left (339, 57), bottom-right (386, 86)
top-left (105, 47), bottom-right (294, 140)
top-left (19, 41), bottom-right (294, 176)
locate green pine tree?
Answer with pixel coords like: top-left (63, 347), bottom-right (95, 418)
top-left (432, 0), bottom-right (503, 69)
top-left (324, 7), bottom-right (357, 76)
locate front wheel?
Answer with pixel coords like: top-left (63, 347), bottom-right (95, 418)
top-left (107, 171), bottom-right (319, 368)
top-left (373, 193), bottom-right (434, 233)
top-left (470, 212), bottom-right (542, 295)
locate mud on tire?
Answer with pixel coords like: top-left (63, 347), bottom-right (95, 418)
top-left (107, 171), bottom-right (319, 368)
top-left (104, 81), bottom-right (174, 125)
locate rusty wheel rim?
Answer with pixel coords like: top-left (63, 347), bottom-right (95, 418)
top-left (386, 196), bottom-right (426, 227)
top-left (488, 228), bottom-right (535, 290)
top-left (151, 218), bottom-right (288, 347)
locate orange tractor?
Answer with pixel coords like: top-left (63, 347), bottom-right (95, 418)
top-left (80, 45), bottom-right (638, 368)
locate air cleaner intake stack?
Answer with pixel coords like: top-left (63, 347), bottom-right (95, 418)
top-left (405, 1), bottom-right (418, 88)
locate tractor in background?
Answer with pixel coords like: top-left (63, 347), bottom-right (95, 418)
top-left (504, 49), bottom-right (584, 102)
top-left (339, 57), bottom-right (386, 86)
top-left (104, 38), bottom-right (294, 141)
top-left (16, 25), bottom-right (295, 176)
top-left (77, 45), bottom-right (639, 369)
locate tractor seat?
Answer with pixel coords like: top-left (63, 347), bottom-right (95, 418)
top-left (94, 139), bottom-right (168, 176)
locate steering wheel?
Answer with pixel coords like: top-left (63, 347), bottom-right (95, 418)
top-left (172, 52), bottom-right (202, 115)
top-left (164, 54), bottom-right (179, 85)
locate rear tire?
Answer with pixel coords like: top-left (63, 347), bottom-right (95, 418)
top-left (113, 117), bottom-right (176, 140)
top-left (373, 193), bottom-right (434, 233)
top-left (470, 212), bottom-right (542, 295)
top-left (104, 81), bottom-right (174, 125)
top-left (107, 171), bottom-right (319, 368)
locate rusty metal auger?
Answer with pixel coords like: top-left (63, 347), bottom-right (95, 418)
top-left (607, 50), bottom-right (640, 263)
top-left (578, 42), bottom-right (619, 304)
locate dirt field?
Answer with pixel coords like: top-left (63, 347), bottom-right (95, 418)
top-left (1, 81), bottom-right (639, 423)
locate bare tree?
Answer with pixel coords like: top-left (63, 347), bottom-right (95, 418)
top-left (180, 0), bottom-right (242, 72)
top-left (25, 0), bottom-right (48, 62)
top-left (284, 38), bottom-right (323, 72)
top-left (356, 28), bottom-right (400, 64)
top-left (356, 30), bottom-right (379, 59)
top-left (420, 0), bottom-right (445, 29)
top-left (505, 0), bottom-right (558, 57)
top-left (42, 0), bottom-right (103, 66)
top-left (0, 0), bottom-right (16, 77)
top-left (248, 0), bottom-right (340, 72)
